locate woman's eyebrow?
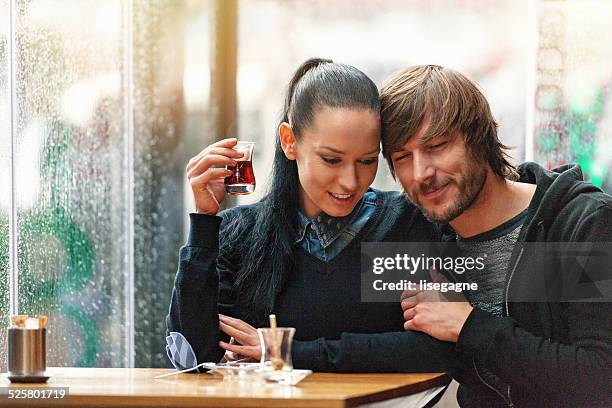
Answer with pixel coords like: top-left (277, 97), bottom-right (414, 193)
top-left (317, 146), bottom-right (344, 154)
top-left (317, 146), bottom-right (380, 155)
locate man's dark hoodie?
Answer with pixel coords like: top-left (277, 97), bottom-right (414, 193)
top-left (449, 162), bottom-right (612, 408)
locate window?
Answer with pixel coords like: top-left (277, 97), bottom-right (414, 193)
top-left (1, 0), bottom-right (610, 369)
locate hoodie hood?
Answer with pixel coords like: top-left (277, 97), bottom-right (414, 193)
top-left (517, 162), bottom-right (601, 239)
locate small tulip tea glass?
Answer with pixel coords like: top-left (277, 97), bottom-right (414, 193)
top-left (257, 327), bottom-right (295, 373)
top-left (224, 141), bottom-right (256, 195)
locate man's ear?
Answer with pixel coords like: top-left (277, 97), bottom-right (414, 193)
top-left (279, 122), bottom-right (297, 160)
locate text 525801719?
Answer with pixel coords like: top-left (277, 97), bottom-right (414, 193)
top-left (1, 387), bottom-right (69, 399)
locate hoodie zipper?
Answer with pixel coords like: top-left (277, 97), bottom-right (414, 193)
top-left (471, 246), bottom-right (524, 407)
top-left (505, 246), bottom-right (524, 316)
top-left (472, 358), bottom-right (514, 407)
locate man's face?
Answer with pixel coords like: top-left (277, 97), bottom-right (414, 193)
top-left (390, 119), bottom-right (487, 223)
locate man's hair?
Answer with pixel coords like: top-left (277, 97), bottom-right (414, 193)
top-left (380, 65), bottom-right (517, 180)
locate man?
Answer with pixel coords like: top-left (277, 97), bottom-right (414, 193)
top-left (380, 65), bottom-right (612, 407)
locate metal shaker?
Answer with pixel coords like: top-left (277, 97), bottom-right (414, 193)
top-left (8, 327), bottom-right (47, 382)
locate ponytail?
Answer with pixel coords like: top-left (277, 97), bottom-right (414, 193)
top-left (283, 58), bottom-right (333, 123)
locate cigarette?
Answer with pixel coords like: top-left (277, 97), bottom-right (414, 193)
top-left (268, 314), bottom-right (283, 370)
top-left (269, 314), bottom-right (277, 330)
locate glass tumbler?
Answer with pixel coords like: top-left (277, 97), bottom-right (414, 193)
top-left (257, 327), bottom-right (295, 372)
top-left (224, 141), bottom-right (256, 195)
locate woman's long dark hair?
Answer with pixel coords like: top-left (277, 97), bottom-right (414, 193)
top-left (221, 58), bottom-right (380, 322)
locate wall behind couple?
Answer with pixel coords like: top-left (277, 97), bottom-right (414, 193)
top-left (0, 0), bottom-right (610, 369)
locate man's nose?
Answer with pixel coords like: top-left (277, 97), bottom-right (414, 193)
top-left (413, 152), bottom-right (435, 183)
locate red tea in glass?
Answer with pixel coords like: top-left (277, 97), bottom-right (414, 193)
top-left (225, 141), bottom-right (256, 195)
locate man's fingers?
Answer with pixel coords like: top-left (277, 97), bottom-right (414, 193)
top-left (401, 295), bottom-right (419, 311)
top-left (400, 288), bottom-right (422, 302)
top-left (403, 307), bottom-right (416, 322)
top-left (429, 268), bottom-right (449, 284)
top-left (404, 314), bottom-right (425, 331)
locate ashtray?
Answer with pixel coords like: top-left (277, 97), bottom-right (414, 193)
top-left (201, 362), bottom-right (260, 379)
top-left (257, 368), bottom-right (312, 386)
top-left (201, 363), bottom-right (312, 385)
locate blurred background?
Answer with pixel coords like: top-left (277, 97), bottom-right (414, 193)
top-left (1, 0), bottom-right (611, 369)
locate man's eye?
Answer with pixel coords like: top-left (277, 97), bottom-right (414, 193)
top-left (430, 141), bottom-right (448, 150)
top-left (393, 152), bottom-right (412, 162)
top-left (322, 157), bottom-right (340, 164)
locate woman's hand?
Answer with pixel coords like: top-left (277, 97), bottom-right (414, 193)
top-left (186, 138), bottom-right (243, 215)
top-left (218, 314), bottom-right (262, 361)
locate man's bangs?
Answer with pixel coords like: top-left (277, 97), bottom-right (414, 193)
top-left (418, 108), bottom-right (457, 143)
top-left (382, 99), bottom-right (425, 153)
top-left (419, 80), bottom-right (465, 142)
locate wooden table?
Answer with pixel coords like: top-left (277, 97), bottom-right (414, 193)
top-left (0, 368), bottom-right (449, 407)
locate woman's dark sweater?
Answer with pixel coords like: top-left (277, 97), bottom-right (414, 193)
top-left (165, 190), bottom-right (456, 372)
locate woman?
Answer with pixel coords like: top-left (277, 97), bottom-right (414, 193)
top-left (166, 58), bottom-right (454, 373)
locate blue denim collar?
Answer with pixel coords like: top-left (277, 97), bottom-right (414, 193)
top-left (294, 189), bottom-right (377, 249)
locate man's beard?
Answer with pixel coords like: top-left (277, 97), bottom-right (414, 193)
top-left (404, 163), bottom-right (487, 224)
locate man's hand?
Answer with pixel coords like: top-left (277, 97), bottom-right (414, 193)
top-left (400, 269), bottom-right (473, 343)
top-left (218, 314), bottom-right (262, 360)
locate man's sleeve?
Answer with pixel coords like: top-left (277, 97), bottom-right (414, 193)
top-left (292, 331), bottom-right (457, 373)
top-left (457, 303), bottom-right (612, 405)
top-left (456, 205), bottom-right (612, 405)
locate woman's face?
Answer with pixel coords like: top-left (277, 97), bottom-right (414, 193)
top-left (292, 107), bottom-right (381, 218)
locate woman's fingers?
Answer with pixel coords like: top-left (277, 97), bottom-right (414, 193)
top-left (187, 139), bottom-right (240, 172)
top-left (219, 321), bottom-right (252, 344)
top-left (210, 147), bottom-right (244, 159)
top-left (219, 341), bottom-right (260, 360)
top-left (210, 137), bottom-right (239, 148)
top-left (219, 314), bottom-right (256, 333)
top-left (189, 168), bottom-right (232, 189)
top-left (193, 147), bottom-right (243, 166)
top-left (187, 154), bottom-right (236, 180)
top-left (217, 316), bottom-right (261, 360)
